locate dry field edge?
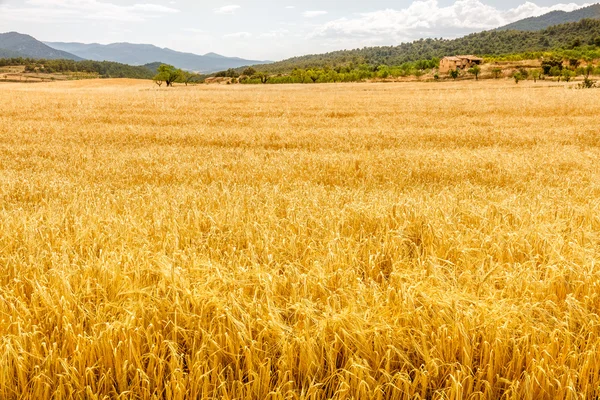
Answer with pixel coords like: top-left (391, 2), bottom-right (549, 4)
top-left (1, 79), bottom-right (600, 399)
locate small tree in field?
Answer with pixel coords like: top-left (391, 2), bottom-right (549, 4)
top-left (513, 72), bottom-right (523, 84)
top-left (584, 64), bottom-right (594, 77)
top-left (562, 69), bottom-right (575, 82)
top-left (180, 70), bottom-right (201, 86)
top-left (154, 64), bottom-right (181, 87)
top-left (467, 65), bottom-right (481, 80)
top-left (577, 77), bottom-right (597, 89)
top-left (491, 68), bottom-right (502, 79)
top-left (531, 69), bottom-right (541, 83)
top-left (449, 69), bottom-right (460, 80)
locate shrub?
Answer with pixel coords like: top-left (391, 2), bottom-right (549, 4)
top-left (513, 72), bottom-right (523, 84)
top-left (491, 68), bottom-right (503, 79)
top-left (577, 77), bottom-right (597, 88)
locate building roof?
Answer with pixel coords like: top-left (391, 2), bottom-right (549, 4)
top-left (442, 55), bottom-right (483, 61)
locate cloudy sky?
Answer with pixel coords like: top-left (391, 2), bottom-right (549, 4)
top-left (0, 0), bottom-right (592, 60)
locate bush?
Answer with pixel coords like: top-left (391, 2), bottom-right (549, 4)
top-left (518, 68), bottom-right (529, 79)
top-left (577, 77), bottom-right (597, 89)
top-left (562, 69), bottom-right (575, 82)
top-left (549, 66), bottom-right (562, 77)
top-left (513, 72), bottom-right (523, 84)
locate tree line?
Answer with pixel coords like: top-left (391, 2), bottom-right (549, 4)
top-left (205, 50), bottom-right (599, 85)
top-left (245, 19), bottom-right (600, 75)
top-left (0, 57), bottom-right (155, 79)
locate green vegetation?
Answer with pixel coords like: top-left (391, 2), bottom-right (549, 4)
top-left (153, 64), bottom-right (181, 87)
top-left (247, 19), bottom-right (600, 75)
top-left (513, 72), bottom-right (523, 83)
top-left (142, 62), bottom-right (163, 74)
top-left (468, 65), bottom-right (481, 80)
top-left (230, 47), bottom-right (599, 85)
top-left (578, 77), bottom-right (597, 88)
top-left (152, 64), bottom-right (202, 87)
top-left (237, 61), bottom-right (439, 84)
top-left (0, 57), bottom-right (154, 79)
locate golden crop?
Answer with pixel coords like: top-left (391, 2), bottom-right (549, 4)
top-left (1, 79), bottom-right (600, 399)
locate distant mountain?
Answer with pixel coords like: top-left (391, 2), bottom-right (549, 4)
top-left (0, 48), bottom-right (23, 58)
top-left (497, 3), bottom-right (600, 31)
top-left (251, 19), bottom-right (600, 74)
top-left (44, 42), bottom-right (270, 73)
top-left (0, 32), bottom-right (81, 60)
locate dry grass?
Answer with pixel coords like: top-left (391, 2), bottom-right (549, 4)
top-left (1, 79), bottom-right (600, 399)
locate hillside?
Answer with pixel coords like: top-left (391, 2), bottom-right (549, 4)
top-left (0, 32), bottom-right (81, 60)
top-left (44, 42), bottom-right (269, 73)
top-left (0, 48), bottom-right (22, 58)
top-left (497, 3), bottom-right (600, 31)
top-left (0, 57), bottom-right (154, 79)
top-left (252, 19), bottom-right (600, 74)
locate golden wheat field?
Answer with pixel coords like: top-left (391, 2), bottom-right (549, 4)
top-left (1, 79), bottom-right (600, 399)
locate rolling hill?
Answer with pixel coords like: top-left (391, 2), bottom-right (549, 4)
top-left (497, 3), bottom-right (600, 31)
top-left (251, 19), bottom-right (600, 74)
top-left (0, 32), bottom-right (81, 60)
top-left (0, 48), bottom-right (22, 58)
top-left (44, 42), bottom-right (269, 73)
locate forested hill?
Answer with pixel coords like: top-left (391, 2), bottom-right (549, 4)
top-left (0, 58), bottom-right (155, 79)
top-left (254, 19), bottom-right (600, 74)
top-left (497, 4), bottom-right (600, 31)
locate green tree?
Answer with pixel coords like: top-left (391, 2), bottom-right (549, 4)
top-left (467, 65), bottom-right (481, 80)
top-left (562, 69), bottom-right (575, 82)
top-left (252, 72), bottom-right (269, 84)
top-left (242, 67), bottom-right (256, 76)
top-left (215, 68), bottom-right (239, 78)
top-left (531, 69), bottom-right (542, 83)
top-left (584, 64), bottom-right (594, 77)
top-left (449, 69), bottom-right (460, 80)
top-left (513, 72), bottom-right (523, 84)
top-left (154, 64), bottom-right (181, 87)
top-left (180, 70), bottom-right (201, 86)
top-left (518, 68), bottom-right (529, 80)
top-left (306, 69), bottom-right (319, 83)
top-left (549, 66), bottom-right (562, 77)
top-left (542, 57), bottom-right (563, 75)
top-left (491, 68), bottom-right (503, 79)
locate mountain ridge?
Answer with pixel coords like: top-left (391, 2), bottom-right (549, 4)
top-left (44, 41), bottom-right (269, 73)
top-left (497, 3), bottom-right (600, 31)
top-left (0, 32), bottom-right (81, 60)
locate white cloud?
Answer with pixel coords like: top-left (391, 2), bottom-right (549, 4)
top-left (258, 29), bottom-right (290, 38)
top-left (224, 31), bottom-right (252, 38)
top-left (312, 0), bottom-right (591, 44)
top-left (213, 4), bottom-right (241, 14)
top-left (182, 28), bottom-right (206, 33)
top-left (0, 0), bottom-right (179, 23)
top-left (303, 10), bottom-right (328, 18)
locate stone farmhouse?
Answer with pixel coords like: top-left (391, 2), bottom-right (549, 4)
top-left (439, 55), bottom-right (483, 74)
